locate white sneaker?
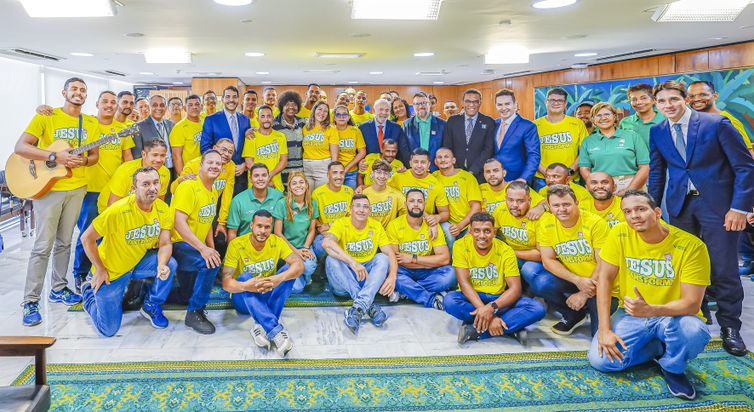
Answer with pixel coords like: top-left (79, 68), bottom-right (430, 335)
top-left (388, 291), bottom-right (400, 303)
top-left (250, 324), bottom-right (270, 349)
top-left (272, 329), bottom-right (293, 357)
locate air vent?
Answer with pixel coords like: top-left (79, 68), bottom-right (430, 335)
top-left (502, 70), bottom-right (531, 76)
top-left (481, 69), bottom-right (495, 75)
top-left (595, 49), bottom-right (656, 62)
top-left (303, 69), bottom-right (340, 74)
top-left (416, 70), bottom-right (449, 76)
top-left (104, 70), bottom-right (127, 77)
top-left (0, 48), bottom-right (64, 62)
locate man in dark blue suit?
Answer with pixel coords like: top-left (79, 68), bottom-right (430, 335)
top-left (200, 86), bottom-right (251, 195)
top-left (648, 80), bottom-right (754, 357)
top-left (359, 98), bottom-right (405, 154)
top-left (492, 89), bottom-right (540, 183)
top-left (442, 89), bottom-right (496, 183)
top-left (398, 92), bottom-right (446, 171)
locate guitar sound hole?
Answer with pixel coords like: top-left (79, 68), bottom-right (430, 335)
top-left (45, 161), bottom-right (57, 168)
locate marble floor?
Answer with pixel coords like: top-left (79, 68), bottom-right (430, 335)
top-left (1, 225), bottom-right (753, 387)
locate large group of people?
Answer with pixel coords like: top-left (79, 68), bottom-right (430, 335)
top-left (14, 76), bottom-right (754, 400)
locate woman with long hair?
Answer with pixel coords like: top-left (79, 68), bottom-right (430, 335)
top-left (272, 171), bottom-right (319, 293)
top-left (391, 98), bottom-right (410, 126)
top-left (302, 100), bottom-right (339, 189)
top-left (332, 104), bottom-right (367, 189)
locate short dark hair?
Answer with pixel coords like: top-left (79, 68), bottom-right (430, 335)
top-left (203, 90), bottom-right (216, 97)
top-left (250, 163), bottom-right (269, 174)
top-left (622, 189), bottom-right (658, 209)
top-left (546, 162), bottom-right (571, 174)
top-left (372, 159), bottom-right (392, 173)
top-left (410, 148), bottom-right (429, 161)
top-left (132, 166), bottom-right (158, 186)
top-left (117, 91), bottom-right (133, 100)
top-left (98, 90), bottom-right (116, 99)
top-left (546, 88), bottom-right (568, 99)
top-left (167, 96), bottom-right (182, 105)
top-left (547, 184), bottom-right (577, 203)
top-left (185, 94), bottom-right (201, 104)
top-left (469, 212), bottom-right (495, 226)
top-left (136, 97), bottom-right (148, 104)
top-left (263, 86), bottom-right (277, 93)
top-left (484, 158), bottom-right (502, 167)
top-left (307, 83), bottom-right (321, 91)
top-left (222, 86), bottom-right (239, 97)
top-left (653, 80), bottom-right (687, 99)
top-left (244, 89), bottom-right (258, 96)
top-left (327, 161), bottom-right (344, 171)
top-left (277, 90), bottom-right (302, 114)
top-left (506, 180), bottom-right (529, 194)
top-left (494, 88), bottom-right (516, 102)
top-left (352, 194), bottom-right (369, 203)
top-left (257, 104), bottom-right (274, 116)
top-left (253, 209), bottom-right (273, 220)
top-left (576, 102), bottom-right (594, 110)
top-left (413, 91), bottom-right (429, 100)
top-left (626, 83), bottom-right (653, 98)
top-left (689, 80), bottom-right (715, 93)
top-left (143, 139), bottom-right (167, 151)
top-left (64, 77), bottom-right (86, 90)
top-left (405, 188), bottom-right (425, 200)
top-left (463, 88), bottom-right (482, 99)
top-left (381, 138), bottom-right (397, 148)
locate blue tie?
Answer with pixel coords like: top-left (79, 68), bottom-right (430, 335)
top-left (673, 123), bottom-right (686, 161)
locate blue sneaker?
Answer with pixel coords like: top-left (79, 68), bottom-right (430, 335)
top-left (49, 287), bottom-right (82, 306)
top-left (22, 302), bottom-right (42, 326)
top-left (344, 305), bottom-right (365, 335)
top-left (656, 361), bottom-right (696, 400)
top-left (140, 302), bottom-right (168, 329)
top-left (367, 304), bottom-right (388, 327)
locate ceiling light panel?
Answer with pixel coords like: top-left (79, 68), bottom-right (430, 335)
top-left (144, 48), bottom-right (192, 64)
top-left (352, 0), bottom-right (442, 20)
top-left (651, 0), bottom-right (751, 22)
top-left (21, 0), bottom-right (116, 17)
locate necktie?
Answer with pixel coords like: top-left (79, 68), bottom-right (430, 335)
top-left (497, 121), bottom-right (507, 150)
top-left (673, 122), bottom-right (690, 193)
top-left (230, 113), bottom-right (239, 146)
top-left (378, 125), bottom-right (384, 148)
top-left (465, 118), bottom-right (474, 144)
top-left (156, 122), bottom-right (173, 168)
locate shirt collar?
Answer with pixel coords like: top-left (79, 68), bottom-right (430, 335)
top-left (465, 113), bottom-right (479, 123)
top-left (501, 114), bottom-right (517, 126)
top-left (417, 115), bottom-right (432, 124)
top-left (669, 107), bottom-right (692, 127)
top-left (151, 116), bottom-right (163, 127)
top-left (224, 109), bottom-right (237, 121)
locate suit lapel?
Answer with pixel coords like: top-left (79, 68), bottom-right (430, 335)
top-left (685, 111), bottom-right (701, 164)
top-left (501, 117), bottom-right (520, 150)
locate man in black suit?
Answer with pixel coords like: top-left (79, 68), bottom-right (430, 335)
top-left (133, 95), bottom-right (174, 176)
top-left (442, 89), bottom-right (495, 182)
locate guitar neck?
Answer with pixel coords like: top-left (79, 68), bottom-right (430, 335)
top-left (70, 126), bottom-right (136, 155)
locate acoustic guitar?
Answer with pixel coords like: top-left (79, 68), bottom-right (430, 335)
top-left (5, 124), bottom-right (140, 199)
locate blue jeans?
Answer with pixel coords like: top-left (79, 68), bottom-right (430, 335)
top-left (312, 234), bottom-right (327, 261)
top-left (326, 254), bottom-right (389, 311)
top-left (588, 310), bottom-right (710, 374)
top-left (291, 257), bottom-right (317, 294)
top-left (172, 241), bottom-right (221, 312)
top-left (82, 250), bottom-right (176, 337)
top-left (395, 265), bottom-right (456, 307)
top-left (343, 170), bottom-right (358, 190)
top-left (73, 191), bottom-right (99, 277)
top-left (443, 291), bottom-right (546, 339)
top-left (517, 259), bottom-right (551, 289)
top-left (533, 177), bottom-right (547, 191)
top-left (231, 271), bottom-right (295, 339)
top-left (440, 222), bottom-right (467, 255)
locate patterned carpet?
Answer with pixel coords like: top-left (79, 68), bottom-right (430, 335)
top-left (13, 342), bottom-right (754, 411)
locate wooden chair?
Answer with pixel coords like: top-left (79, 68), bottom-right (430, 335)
top-left (0, 336), bottom-right (56, 412)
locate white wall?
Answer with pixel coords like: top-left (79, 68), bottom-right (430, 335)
top-left (0, 58), bottom-right (134, 168)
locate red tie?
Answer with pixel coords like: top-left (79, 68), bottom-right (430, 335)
top-left (378, 125), bottom-right (385, 148)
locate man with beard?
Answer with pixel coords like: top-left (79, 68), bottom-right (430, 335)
top-left (170, 94), bottom-right (203, 174)
top-left (687, 80), bottom-right (753, 156)
top-left (168, 97), bottom-right (183, 124)
top-left (80, 167), bottom-right (177, 336)
top-left (357, 139), bottom-right (405, 188)
top-left (311, 162), bottom-right (354, 260)
top-left (479, 159), bottom-right (545, 217)
top-left (273, 91), bottom-right (306, 186)
top-left (433, 148), bottom-right (482, 252)
top-left (297, 83), bottom-right (321, 119)
top-left (136, 97), bottom-right (150, 121)
top-left (387, 189), bottom-right (454, 310)
top-left (114, 91), bottom-right (136, 126)
top-left (583, 171), bottom-right (625, 228)
top-left (171, 150), bottom-right (223, 334)
top-left (242, 105), bottom-right (288, 191)
top-left (444, 212), bottom-right (545, 345)
top-left (398, 92), bottom-right (446, 169)
top-left (574, 103), bottom-right (595, 135)
top-left (222, 210), bottom-right (304, 356)
top-left (619, 84), bottom-right (665, 147)
top-left (537, 162), bottom-right (592, 205)
top-left (242, 89), bottom-right (260, 129)
top-left (16, 77), bottom-right (100, 326)
top-left (227, 163), bottom-right (284, 242)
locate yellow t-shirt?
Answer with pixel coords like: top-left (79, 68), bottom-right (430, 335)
top-left (360, 153), bottom-right (404, 186)
top-left (249, 116), bottom-right (260, 130)
top-left (432, 169), bottom-right (482, 227)
top-left (170, 157), bottom-right (235, 225)
top-left (388, 171), bottom-right (449, 214)
top-left (87, 119), bottom-right (135, 192)
top-left (362, 186), bottom-right (406, 228)
top-left (453, 236), bottom-right (520, 295)
top-left (91, 195), bottom-right (173, 281)
top-left (537, 210), bottom-right (609, 278)
top-left (97, 159), bottom-right (170, 213)
top-left (336, 126), bottom-right (366, 171)
top-left (257, 106), bottom-right (280, 118)
top-left (599, 221), bottom-right (710, 318)
top-left (241, 129), bottom-right (289, 191)
top-left (170, 178), bottom-right (218, 243)
top-left (480, 182), bottom-right (543, 214)
top-left (223, 233), bottom-right (292, 279)
top-left (169, 118), bottom-right (203, 167)
top-left (539, 182), bottom-right (592, 206)
top-left (297, 105), bottom-right (312, 119)
top-left (312, 184), bottom-right (354, 224)
top-left (302, 124), bottom-right (339, 160)
top-left (720, 110), bottom-right (753, 149)
top-left (492, 208), bottom-right (541, 251)
top-left (534, 115), bottom-right (589, 178)
top-left (386, 215), bottom-right (446, 257)
top-left (581, 196), bottom-right (625, 228)
top-left (349, 110), bottom-right (374, 126)
top-left (24, 108), bottom-right (99, 191)
top-left (328, 217), bottom-right (389, 263)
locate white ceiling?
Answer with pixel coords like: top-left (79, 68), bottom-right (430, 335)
top-left (1, 0), bottom-right (754, 86)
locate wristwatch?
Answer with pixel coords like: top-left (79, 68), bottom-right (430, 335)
top-left (412, 253), bottom-right (418, 264)
top-left (490, 301), bottom-right (499, 314)
top-left (48, 152), bottom-right (56, 162)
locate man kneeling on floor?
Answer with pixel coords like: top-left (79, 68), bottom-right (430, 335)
top-left (322, 194), bottom-right (398, 334)
top-left (589, 190), bottom-right (711, 400)
top-left (221, 210), bottom-right (304, 356)
top-left (444, 212), bottom-right (545, 345)
top-left (81, 167), bottom-right (177, 337)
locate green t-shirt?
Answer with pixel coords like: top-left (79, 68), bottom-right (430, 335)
top-left (579, 128), bottom-right (649, 176)
top-left (272, 199), bottom-right (319, 249)
top-left (227, 188), bottom-right (284, 236)
top-left (417, 115), bottom-right (432, 150)
top-left (619, 110), bottom-right (665, 147)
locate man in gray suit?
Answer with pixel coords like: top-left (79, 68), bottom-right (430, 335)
top-left (133, 95), bottom-right (174, 174)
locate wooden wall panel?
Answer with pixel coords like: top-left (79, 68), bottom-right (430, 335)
top-left (191, 77), bottom-right (243, 95)
top-left (709, 42), bottom-right (754, 70)
top-left (674, 50), bottom-right (710, 73)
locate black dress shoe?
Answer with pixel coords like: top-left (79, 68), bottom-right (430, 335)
top-left (721, 327), bottom-right (748, 357)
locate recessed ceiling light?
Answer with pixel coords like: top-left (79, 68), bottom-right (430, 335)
top-left (348, 81), bottom-right (359, 84)
top-left (240, 19), bottom-right (253, 23)
top-left (261, 81), bottom-right (271, 84)
top-left (139, 72), bottom-right (155, 75)
top-left (651, 0), bottom-right (751, 22)
top-left (172, 81), bottom-right (184, 85)
top-left (70, 52), bottom-right (93, 57)
top-left (433, 81), bottom-right (445, 84)
top-left (245, 52), bottom-right (264, 57)
top-left (214, 0), bottom-right (253, 6)
top-left (498, 19), bottom-right (512, 25)
top-left (21, 0), bottom-right (116, 17)
top-left (369, 71), bottom-right (383, 75)
top-left (317, 52), bottom-right (364, 59)
top-left (485, 45), bottom-right (530, 64)
top-left (352, 0), bottom-right (442, 20)
top-left (144, 48), bottom-right (192, 64)
top-left (709, 36), bottom-right (728, 40)
top-left (255, 71), bottom-right (269, 75)
top-left (574, 52), bottom-right (597, 57)
top-left (532, 0), bottom-right (578, 9)
top-left (571, 63), bottom-right (589, 69)
top-left (414, 52), bottom-right (434, 57)
top-left (125, 32), bottom-right (144, 38)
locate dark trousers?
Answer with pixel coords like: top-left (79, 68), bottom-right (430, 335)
top-left (670, 195), bottom-right (743, 330)
top-left (233, 164), bottom-right (248, 196)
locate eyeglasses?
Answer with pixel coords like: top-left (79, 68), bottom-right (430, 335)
top-left (546, 99), bottom-right (566, 104)
top-left (593, 113), bottom-right (615, 119)
top-left (413, 101), bottom-right (429, 107)
top-left (334, 112), bottom-right (350, 117)
top-left (463, 100), bottom-right (481, 105)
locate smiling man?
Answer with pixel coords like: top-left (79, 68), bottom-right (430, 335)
top-left (687, 80), bottom-right (753, 156)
